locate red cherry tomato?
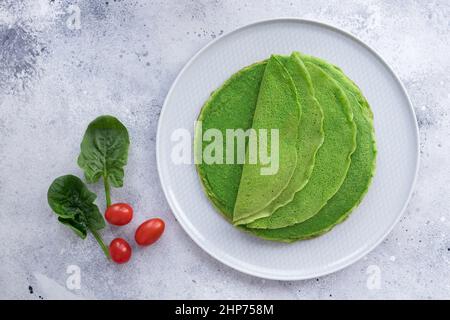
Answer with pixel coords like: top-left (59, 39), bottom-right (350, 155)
top-left (105, 203), bottom-right (133, 226)
top-left (109, 238), bottom-right (132, 264)
top-left (135, 218), bottom-right (165, 246)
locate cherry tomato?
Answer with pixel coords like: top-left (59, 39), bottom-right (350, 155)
top-left (135, 218), bottom-right (165, 246)
top-left (105, 203), bottom-right (133, 226)
top-left (109, 238), bottom-right (132, 264)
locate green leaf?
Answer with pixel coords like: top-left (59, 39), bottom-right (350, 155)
top-left (48, 175), bottom-right (106, 238)
top-left (58, 217), bottom-right (87, 239)
top-left (77, 115), bottom-right (130, 188)
top-left (85, 205), bottom-right (106, 230)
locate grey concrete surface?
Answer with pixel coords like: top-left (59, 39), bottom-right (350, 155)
top-left (0, 0), bottom-right (449, 299)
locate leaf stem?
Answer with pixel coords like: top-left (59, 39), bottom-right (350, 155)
top-left (91, 229), bottom-right (110, 260)
top-left (103, 175), bottom-right (112, 208)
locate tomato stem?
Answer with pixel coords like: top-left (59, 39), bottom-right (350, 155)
top-left (103, 175), bottom-right (112, 208)
top-left (91, 229), bottom-right (110, 260)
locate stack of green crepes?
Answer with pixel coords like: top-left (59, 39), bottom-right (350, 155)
top-left (195, 52), bottom-right (376, 242)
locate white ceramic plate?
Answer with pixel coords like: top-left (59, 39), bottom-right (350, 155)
top-left (156, 19), bottom-right (419, 280)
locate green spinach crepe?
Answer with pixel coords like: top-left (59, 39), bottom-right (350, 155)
top-left (233, 56), bottom-right (301, 225)
top-left (248, 63), bottom-right (357, 229)
top-left (237, 53), bottom-right (324, 224)
top-left (195, 51), bottom-right (376, 242)
top-left (195, 62), bottom-right (266, 218)
top-left (196, 54), bottom-right (324, 223)
top-left (246, 54), bottom-right (376, 241)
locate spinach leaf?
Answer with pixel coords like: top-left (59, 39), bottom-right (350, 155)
top-left (77, 115), bottom-right (130, 207)
top-left (48, 175), bottom-right (109, 259)
top-left (58, 217), bottom-right (88, 239)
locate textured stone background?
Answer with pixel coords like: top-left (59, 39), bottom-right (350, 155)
top-left (0, 0), bottom-right (449, 299)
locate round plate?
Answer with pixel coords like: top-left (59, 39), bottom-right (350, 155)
top-left (156, 18), bottom-right (419, 280)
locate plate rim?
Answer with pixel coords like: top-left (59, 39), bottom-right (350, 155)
top-left (156, 17), bottom-right (420, 280)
